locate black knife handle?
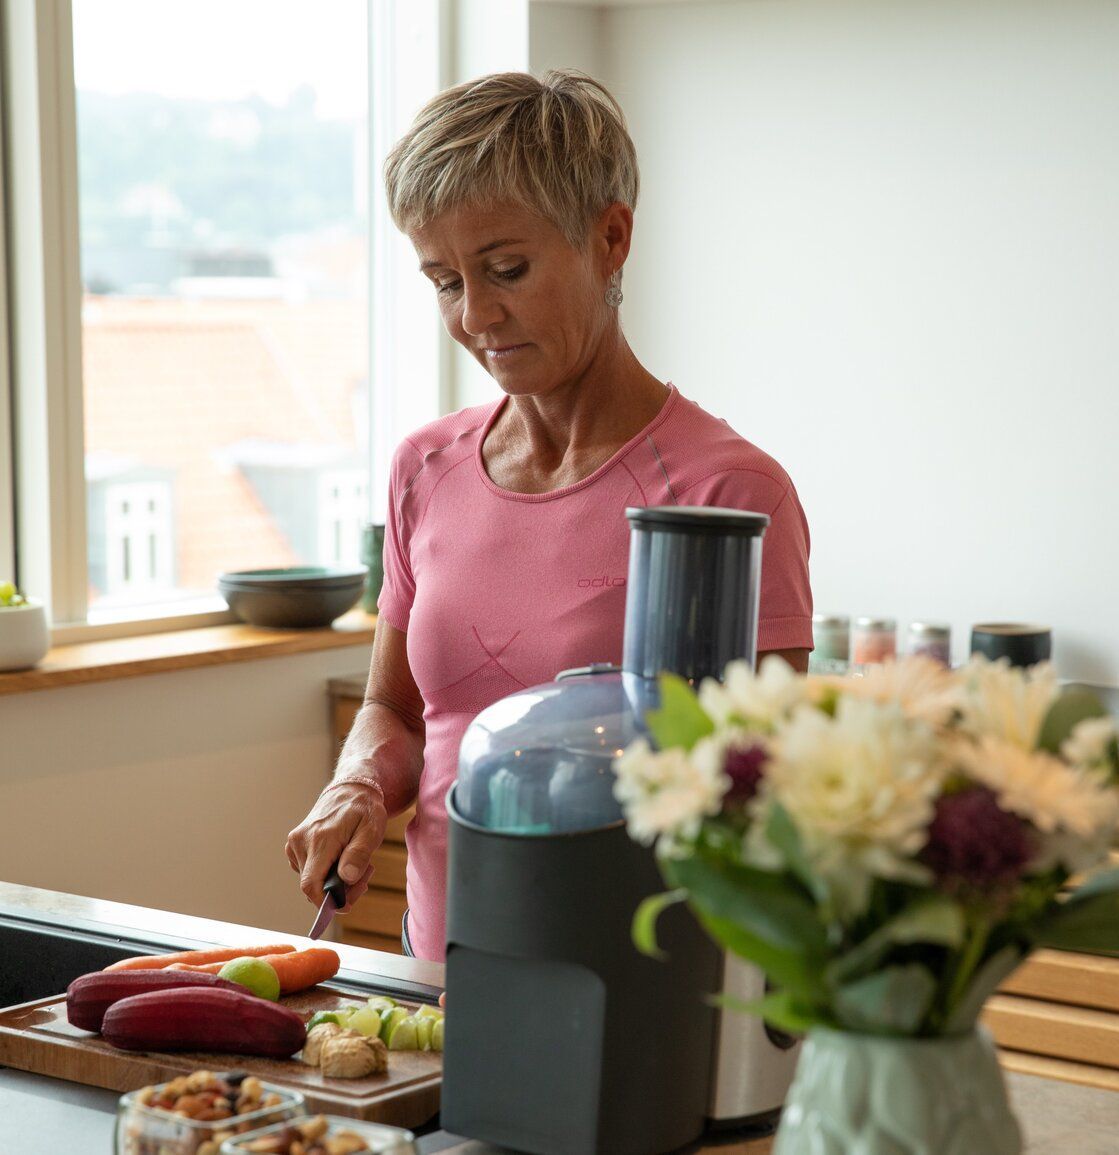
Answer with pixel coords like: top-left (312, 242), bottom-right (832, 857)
top-left (323, 863), bottom-right (348, 909)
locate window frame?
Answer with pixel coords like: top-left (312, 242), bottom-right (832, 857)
top-left (2, 0), bottom-right (454, 643)
top-left (0, 99), bottom-right (14, 586)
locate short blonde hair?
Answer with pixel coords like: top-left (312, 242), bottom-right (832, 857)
top-left (384, 70), bottom-right (640, 248)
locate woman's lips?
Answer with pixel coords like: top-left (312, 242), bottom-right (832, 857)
top-left (483, 343), bottom-right (530, 361)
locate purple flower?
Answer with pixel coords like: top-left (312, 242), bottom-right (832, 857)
top-left (922, 786), bottom-right (1033, 891)
top-left (724, 742), bottom-right (769, 804)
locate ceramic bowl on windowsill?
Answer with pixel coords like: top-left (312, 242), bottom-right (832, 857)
top-left (0, 599), bottom-right (50, 672)
top-left (217, 566), bottom-right (367, 628)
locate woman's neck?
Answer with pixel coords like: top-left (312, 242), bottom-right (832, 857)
top-left (483, 336), bottom-right (669, 494)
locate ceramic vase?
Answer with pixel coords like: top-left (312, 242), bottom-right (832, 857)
top-left (0, 599), bottom-right (50, 672)
top-left (773, 1027), bottom-right (1022, 1155)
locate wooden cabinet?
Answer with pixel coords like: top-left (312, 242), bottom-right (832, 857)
top-left (991, 948), bottom-right (1119, 1089)
top-left (327, 681), bottom-right (411, 955)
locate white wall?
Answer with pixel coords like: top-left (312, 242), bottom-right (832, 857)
top-left (0, 646), bottom-right (372, 934)
top-left (449, 2), bottom-right (532, 411)
top-left (545, 0), bottom-right (1119, 681)
top-left (530, 2), bottom-right (605, 77)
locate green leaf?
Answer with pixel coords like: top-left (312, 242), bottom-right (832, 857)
top-left (664, 850), bottom-right (829, 956)
top-left (645, 673), bottom-right (715, 752)
top-left (1031, 886), bottom-right (1119, 954)
top-left (833, 964), bottom-right (937, 1035)
top-left (713, 987), bottom-right (822, 1034)
top-left (1037, 689), bottom-right (1107, 755)
top-left (765, 802), bottom-right (825, 903)
top-left (944, 944), bottom-right (1025, 1034)
top-left (826, 896), bottom-right (966, 987)
top-left (631, 888), bottom-right (688, 960)
top-left (693, 909), bottom-right (826, 1001)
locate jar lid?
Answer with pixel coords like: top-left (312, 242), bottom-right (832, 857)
top-left (855, 616), bottom-right (897, 631)
top-left (908, 621), bottom-right (951, 637)
top-left (813, 614), bottom-right (850, 628)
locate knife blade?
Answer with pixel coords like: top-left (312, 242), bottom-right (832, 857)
top-left (308, 862), bottom-right (348, 940)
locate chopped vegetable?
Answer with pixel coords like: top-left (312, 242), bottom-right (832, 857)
top-left (165, 948), bottom-right (340, 994)
top-left (105, 944), bottom-right (296, 973)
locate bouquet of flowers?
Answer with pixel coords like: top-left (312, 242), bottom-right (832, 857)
top-left (614, 655), bottom-right (1119, 1037)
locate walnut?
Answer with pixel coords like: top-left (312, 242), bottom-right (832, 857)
top-left (320, 1034), bottom-right (386, 1078)
top-left (301, 1022), bottom-right (344, 1066)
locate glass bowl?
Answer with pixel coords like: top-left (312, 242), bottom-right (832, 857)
top-left (116, 1076), bottom-right (304, 1155)
top-left (220, 1114), bottom-right (417, 1153)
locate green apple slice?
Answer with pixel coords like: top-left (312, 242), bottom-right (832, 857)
top-left (347, 1006), bottom-right (384, 1037)
top-left (431, 1018), bottom-right (445, 1052)
top-left (386, 1015), bottom-right (419, 1051)
top-left (379, 1006), bottom-right (409, 1041)
top-left (367, 995), bottom-right (397, 1014)
top-left (415, 1016), bottom-right (434, 1051)
top-left (414, 1003), bottom-right (443, 1020)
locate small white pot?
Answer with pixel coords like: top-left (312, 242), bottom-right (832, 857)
top-left (0, 599), bottom-right (50, 672)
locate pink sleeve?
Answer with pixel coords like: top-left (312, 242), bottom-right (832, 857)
top-left (680, 470), bottom-right (814, 653)
top-left (755, 485), bottom-right (814, 653)
top-left (376, 441), bottom-right (421, 632)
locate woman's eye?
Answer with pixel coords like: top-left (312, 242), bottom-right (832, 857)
top-left (435, 280), bottom-right (462, 295)
top-left (494, 264), bottom-right (526, 282)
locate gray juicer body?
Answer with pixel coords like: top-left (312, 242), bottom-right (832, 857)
top-left (443, 507), bottom-right (771, 1155)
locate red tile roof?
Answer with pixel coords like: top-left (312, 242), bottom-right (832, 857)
top-left (82, 296), bottom-right (367, 596)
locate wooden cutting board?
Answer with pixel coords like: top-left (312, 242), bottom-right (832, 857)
top-left (0, 986), bottom-right (441, 1128)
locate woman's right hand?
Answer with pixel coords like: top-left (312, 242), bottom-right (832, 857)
top-left (285, 779), bottom-right (387, 913)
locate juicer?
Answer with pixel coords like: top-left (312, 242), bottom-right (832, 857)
top-left (441, 507), bottom-right (801, 1155)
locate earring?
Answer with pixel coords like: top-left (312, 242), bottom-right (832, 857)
top-left (605, 270), bottom-right (623, 308)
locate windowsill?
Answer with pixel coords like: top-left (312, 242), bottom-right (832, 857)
top-left (0, 610), bottom-right (376, 697)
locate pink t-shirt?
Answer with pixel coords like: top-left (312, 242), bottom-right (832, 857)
top-left (377, 384), bottom-right (813, 960)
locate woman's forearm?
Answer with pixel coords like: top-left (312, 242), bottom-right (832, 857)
top-left (333, 696), bottom-right (425, 815)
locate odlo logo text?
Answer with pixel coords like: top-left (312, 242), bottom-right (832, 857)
top-left (578, 576), bottom-right (626, 589)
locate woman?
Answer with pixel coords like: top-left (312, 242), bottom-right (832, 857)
top-left (286, 70), bottom-right (813, 962)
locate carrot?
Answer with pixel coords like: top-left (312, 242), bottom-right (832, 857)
top-left (105, 944), bottom-right (297, 973)
top-left (268, 947), bottom-right (340, 994)
top-left (164, 948), bottom-right (340, 994)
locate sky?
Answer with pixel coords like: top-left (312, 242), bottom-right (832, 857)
top-left (72, 0), bottom-right (368, 118)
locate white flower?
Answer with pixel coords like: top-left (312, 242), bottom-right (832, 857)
top-left (751, 697), bottom-right (944, 916)
top-left (956, 734), bottom-right (1119, 839)
top-left (1062, 716), bottom-right (1118, 771)
top-left (613, 736), bottom-right (729, 848)
top-left (839, 656), bottom-right (963, 728)
top-left (957, 656), bottom-right (1060, 750)
top-left (698, 655), bottom-right (810, 731)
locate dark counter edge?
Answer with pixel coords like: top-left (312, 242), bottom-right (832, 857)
top-left (0, 881), bottom-right (444, 1002)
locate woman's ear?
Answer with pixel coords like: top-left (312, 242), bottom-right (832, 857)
top-left (594, 201), bottom-right (634, 276)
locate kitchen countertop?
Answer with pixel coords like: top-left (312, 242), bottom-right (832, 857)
top-left (3, 1064), bottom-right (1118, 1153)
top-left (3, 884), bottom-right (1119, 1153)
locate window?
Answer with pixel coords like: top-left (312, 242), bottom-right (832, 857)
top-left (94, 477), bottom-right (175, 599)
top-left (1, 0), bottom-right (455, 637)
top-left (73, 0), bottom-right (371, 616)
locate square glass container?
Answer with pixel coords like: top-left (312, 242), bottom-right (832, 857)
top-left (116, 1080), bottom-right (304, 1155)
top-left (220, 1114), bottom-right (417, 1154)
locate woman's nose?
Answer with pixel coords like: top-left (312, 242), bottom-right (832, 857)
top-left (459, 279), bottom-right (505, 336)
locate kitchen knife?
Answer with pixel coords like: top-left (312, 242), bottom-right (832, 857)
top-left (308, 862), bottom-right (348, 941)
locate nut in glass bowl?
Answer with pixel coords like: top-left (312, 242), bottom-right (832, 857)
top-left (115, 1072), bottom-right (304, 1155)
top-left (220, 1113), bottom-right (417, 1154)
